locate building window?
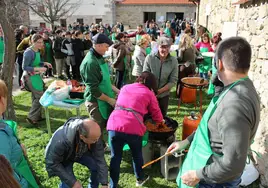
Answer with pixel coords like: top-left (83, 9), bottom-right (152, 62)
top-left (95, 19), bottom-right (102, 24)
top-left (144, 12), bottom-right (156, 23)
top-left (77, 18), bottom-right (84, 24)
top-left (166, 12), bottom-right (184, 22)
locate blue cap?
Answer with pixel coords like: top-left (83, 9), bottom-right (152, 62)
top-left (92, 33), bottom-right (113, 46)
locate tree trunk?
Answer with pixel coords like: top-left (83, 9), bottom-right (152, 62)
top-left (0, 16), bottom-right (16, 120)
top-left (50, 21), bottom-right (54, 31)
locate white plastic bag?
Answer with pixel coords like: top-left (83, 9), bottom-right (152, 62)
top-left (40, 80), bottom-right (71, 107)
top-left (240, 159), bottom-right (259, 186)
top-left (52, 86), bottom-right (71, 101)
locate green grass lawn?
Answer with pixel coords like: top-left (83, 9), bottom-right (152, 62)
top-left (13, 86), bottom-right (259, 188)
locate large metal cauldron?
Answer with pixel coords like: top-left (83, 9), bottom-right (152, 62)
top-left (145, 116), bottom-right (178, 141)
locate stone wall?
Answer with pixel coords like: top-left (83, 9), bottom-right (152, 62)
top-left (116, 4), bottom-right (196, 28)
top-left (199, 0), bottom-right (268, 186)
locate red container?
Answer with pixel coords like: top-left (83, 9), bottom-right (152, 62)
top-left (182, 114), bottom-right (201, 140)
top-left (181, 87), bottom-right (197, 103)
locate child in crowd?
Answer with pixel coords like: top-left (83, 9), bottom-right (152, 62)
top-left (208, 32), bottom-right (224, 96)
top-left (195, 33), bottom-right (213, 79)
top-left (150, 34), bottom-right (158, 54)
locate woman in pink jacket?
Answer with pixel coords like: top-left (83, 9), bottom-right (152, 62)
top-left (107, 71), bottom-right (163, 188)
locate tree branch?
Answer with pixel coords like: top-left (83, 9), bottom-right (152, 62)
top-left (25, 0), bottom-right (82, 27)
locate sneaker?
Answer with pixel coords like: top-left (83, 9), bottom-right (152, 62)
top-left (136, 175), bottom-right (150, 187)
top-left (26, 118), bottom-right (38, 126)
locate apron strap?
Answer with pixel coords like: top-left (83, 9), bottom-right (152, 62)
top-left (114, 105), bottom-right (143, 125)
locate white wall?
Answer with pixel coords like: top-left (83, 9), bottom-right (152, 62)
top-left (29, 0), bottom-right (112, 28)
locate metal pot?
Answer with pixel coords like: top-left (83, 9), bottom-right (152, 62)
top-left (146, 116), bottom-right (179, 141)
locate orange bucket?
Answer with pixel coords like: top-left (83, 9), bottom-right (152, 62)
top-left (181, 87), bottom-right (197, 103)
top-left (182, 114), bottom-right (201, 140)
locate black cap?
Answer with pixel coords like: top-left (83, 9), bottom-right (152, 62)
top-left (92, 33), bottom-right (113, 46)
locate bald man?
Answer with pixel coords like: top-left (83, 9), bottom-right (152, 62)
top-left (45, 118), bottom-right (109, 188)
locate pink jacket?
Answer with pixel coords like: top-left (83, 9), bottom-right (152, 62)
top-left (107, 83), bottom-right (163, 136)
top-left (195, 42), bottom-right (213, 52)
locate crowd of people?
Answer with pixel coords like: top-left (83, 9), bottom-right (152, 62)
top-left (0, 17), bottom-right (261, 188)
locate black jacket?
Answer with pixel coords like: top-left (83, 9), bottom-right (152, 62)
top-left (72, 38), bottom-right (84, 62)
top-left (83, 39), bottom-right (93, 50)
top-left (52, 36), bottom-right (65, 59)
top-left (45, 118), bottom-right (106, 187)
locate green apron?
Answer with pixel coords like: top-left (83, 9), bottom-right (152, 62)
top-left (1, 120), bottom-right (39, 188)
top-left (164, 28), bottom-right (171, 38)
top-left (207, 64), bottom-right (217, 95)
top-left (45, 42), bottom-right (53, 64)
top-left (177, 77), bottom-right (248, 188)
top-left (199, 47), bottom-right (212, 73)
top-left (111, 33), bottom-right (116, 42)
top-left (0, 37), bottom-right (4, 63)
top-left (145, 47), bottom-right (151, 55)
top-left (88, 52), bottom-right (115, 120)
top-left (29, 51), bottom-right (44, 91)
top-left (136, 35), bottom-right (142, 43)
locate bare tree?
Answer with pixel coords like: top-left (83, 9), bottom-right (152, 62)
top-left (27, 0), bottom-right (82, 29)
top-left (0, 0), bottom-right (22, 120)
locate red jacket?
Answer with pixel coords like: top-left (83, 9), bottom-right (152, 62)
top-left (127, 30), bottom-right (147, 38)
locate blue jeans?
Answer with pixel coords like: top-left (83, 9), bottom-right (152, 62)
top-left (109, 131), bottom-right (144, 188)
top-left (200, 72), bottom-right (208, 80)
top-left (59, 151), bottom-right (98, 188)
top-left (59, 139), bottom-right (108, 188)
top-left (199, 176), bottom-right (241, 188)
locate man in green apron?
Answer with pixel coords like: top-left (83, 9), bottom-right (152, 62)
top-left (167, 37), bottom-right (260, 187)
top-left (127, 25), bottom-right (147, 44)
top-left (80, 33), bottom-right (119, 141)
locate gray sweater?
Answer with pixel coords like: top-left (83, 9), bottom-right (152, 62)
top-left (22, 48), bottom-right (44, 72)
top-left (132, 45), bottom-right (146, 77)
top-left (189, 79), bottom-right (260, 184)
top-left (143, 53), bottom-right (178, 98)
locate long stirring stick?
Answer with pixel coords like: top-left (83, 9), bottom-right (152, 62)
top-left (142, 152), bottom-right (171, 169)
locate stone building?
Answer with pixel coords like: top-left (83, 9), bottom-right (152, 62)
top-left (197, 0), bottom-right (268, 186)
top-left (116, 0), bottom-right (196, 28)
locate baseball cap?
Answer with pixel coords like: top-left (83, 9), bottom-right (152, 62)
top-left (158, 36), bottom-right (172, 46)
top-left (92, 33), bottom-right (113, 46)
